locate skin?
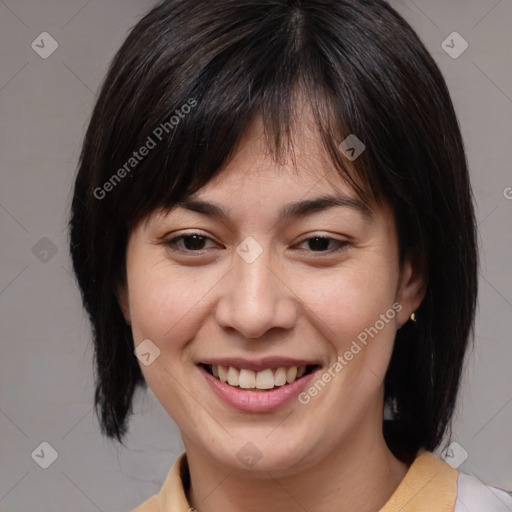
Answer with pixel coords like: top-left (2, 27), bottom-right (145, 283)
top-left (119, 111), bottom-right (426, 512)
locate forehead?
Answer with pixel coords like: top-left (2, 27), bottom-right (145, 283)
top-left (140, 105), bottom-right (387, 232)
top-left (142, 117), bottom-right (389, 233)
top-left (196, 114), bottom-right (363, 202)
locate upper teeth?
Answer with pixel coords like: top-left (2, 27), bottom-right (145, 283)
top-left (211, 365), bottom-right (306, 389)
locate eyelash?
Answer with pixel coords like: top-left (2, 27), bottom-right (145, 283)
top-left (164, 232), bottom-right (350, 256)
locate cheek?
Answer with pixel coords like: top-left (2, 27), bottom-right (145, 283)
top-left (128, 265), bottom-right (199, 338)
top-left (292, 262), bottom-right (400, 387)
top-left (127, 263), bottom-right (227, 374)
top-left (126, 267), bottom-right (212, 421)
top-left (296, 264), bottom-right (398, 339)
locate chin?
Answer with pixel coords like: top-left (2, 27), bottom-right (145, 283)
top-left (204, 430), bottom-right (318, 474)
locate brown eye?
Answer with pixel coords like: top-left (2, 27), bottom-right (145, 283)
top-left (307, 237), bottom-right (331, 251)
top-left (296, 236), bottom-right (350, 254)
top-left (165, 233), bottom-right (218, 253)
top-left (181, 234), bottom-right (207, 250)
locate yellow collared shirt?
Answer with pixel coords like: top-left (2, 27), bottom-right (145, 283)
top-left (133, 449), bottom-right (512, 512)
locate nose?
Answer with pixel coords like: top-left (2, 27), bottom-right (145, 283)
top-left (214, 251), bottom-right (298, 339)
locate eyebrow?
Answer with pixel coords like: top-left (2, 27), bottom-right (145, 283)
top-left (177, 194), bottom-right (372, 223)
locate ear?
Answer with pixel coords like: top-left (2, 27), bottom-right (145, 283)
top-left (396, 249), bottom-right (426, 328)
top-left (116, 282), bottom-right (131, 325)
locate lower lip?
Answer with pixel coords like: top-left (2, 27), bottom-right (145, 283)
top-left (199, 366), bottom-right (320, 412)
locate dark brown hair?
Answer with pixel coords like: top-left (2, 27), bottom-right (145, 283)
top-left (69, 0), bottom-right (478, 457)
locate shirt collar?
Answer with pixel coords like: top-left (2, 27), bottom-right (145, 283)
top-left (380, 449), bottom-right (458, 511)
top-left (153, 449), bottom-right (457, 512)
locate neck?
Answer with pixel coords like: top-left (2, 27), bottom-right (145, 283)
top-left (184, 419), bottom-right (409, 512)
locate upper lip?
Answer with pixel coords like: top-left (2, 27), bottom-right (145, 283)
top-left (198, 357), bottom-right (322, 372)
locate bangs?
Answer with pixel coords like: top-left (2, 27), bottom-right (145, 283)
top-left (124, 79), bottom-right (378, 228)
top-left (84, 0), bottom-right (421, 233)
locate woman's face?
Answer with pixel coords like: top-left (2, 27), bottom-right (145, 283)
top-left (120, 117), bottom-right (424, 474)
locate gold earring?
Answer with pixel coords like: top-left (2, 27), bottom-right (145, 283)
top-left (410, 312), bottom-right (417, 322)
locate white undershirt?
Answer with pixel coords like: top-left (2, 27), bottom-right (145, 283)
top-left (453, 472), bottom-right (512, 512)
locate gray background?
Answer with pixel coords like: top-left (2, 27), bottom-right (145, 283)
top-left (0, 0), bottom-right (511, 510)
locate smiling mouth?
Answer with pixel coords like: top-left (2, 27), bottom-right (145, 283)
top-left (200, 363), bottom-right (320, 391)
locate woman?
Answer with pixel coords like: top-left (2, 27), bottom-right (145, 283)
top-left (69, 0), bottom-right (512, 510)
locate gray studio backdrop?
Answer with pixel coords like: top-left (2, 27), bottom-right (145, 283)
top-left (1, 0), bottom-right (511, 510)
